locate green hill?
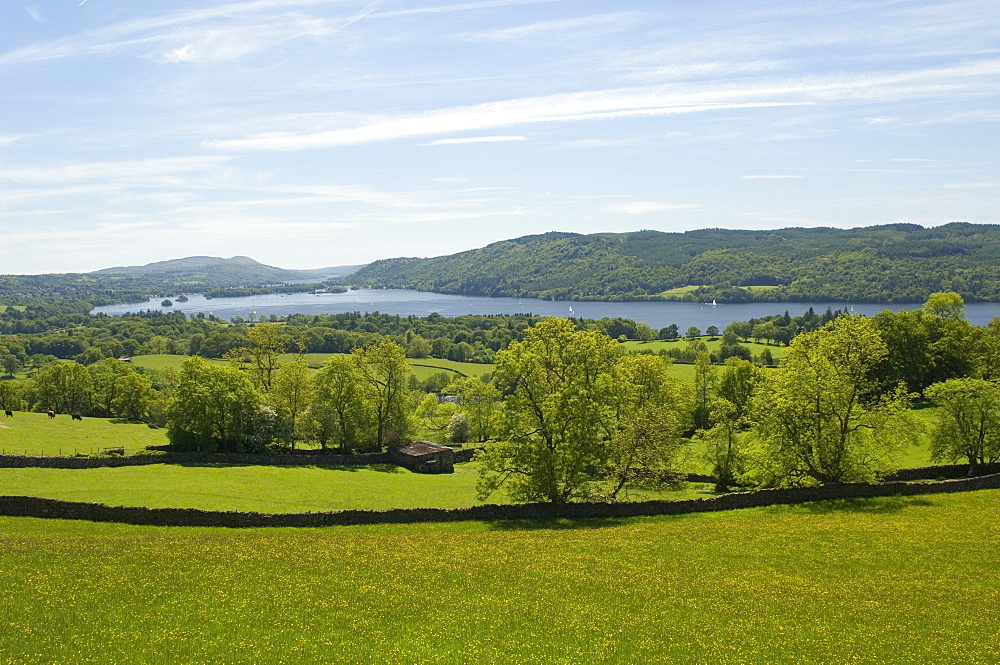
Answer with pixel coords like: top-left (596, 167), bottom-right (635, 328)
top-left (346, 223), bottom-right (1000, 303)
top-left (1, 256), bottom-right (329, 306)
top-left (92, 255), bottom-right (322, 284)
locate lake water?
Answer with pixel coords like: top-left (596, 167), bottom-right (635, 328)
top-left (91, 289), bottom-right (1000, 330)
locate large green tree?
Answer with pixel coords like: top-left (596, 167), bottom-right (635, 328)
top-left (88, 358), bottom-right (134, 417)
top-left (309, 354), bottom-right (370, 453)
top-left (269, 358), bottom-right (315, 449)
top-left (166, 356), bottom-right (266, 452)
top-left (225, 323), bottom-right (289, 391)
top-left (111, 371), bottom-right (155, 422)
top-left (925, 378), bottom-right (1000, 476)
top-left (0, 381), bottom-right (25, 412)
top-left (354, 338), bottom-right (412, 450)
top-left (749, 316), bottom-right (916, 485)
top-left (476, 318), bottom-right (622, 503)
top-left (601, 353), bottom-right (692, 500)
top-left (31, 363), bottom-right (93, 415)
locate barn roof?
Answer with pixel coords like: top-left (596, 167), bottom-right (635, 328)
top-left (396, 441), bottom-right (452, 457)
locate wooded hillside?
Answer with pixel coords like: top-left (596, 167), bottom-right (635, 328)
top-left (346, 223), bottom-right (1000, 303)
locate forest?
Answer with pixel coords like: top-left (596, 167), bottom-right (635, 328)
top-left (346, 222), bottom-right (1000, 303)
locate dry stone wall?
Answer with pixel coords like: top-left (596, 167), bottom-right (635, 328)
top-left (1, 473), bottom-right (997, 528)
top-left (0, 452), bottom-right (388, 469)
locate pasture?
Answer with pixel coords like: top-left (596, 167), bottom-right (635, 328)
top-left (0, 462), bottom-right (718, 512)
top-left (622, 337), bottom-right (788, 360)
top-left (0, 490), bottom-right (997, 664)
top-left (0, 410), bottom-right (167, 456)
top-left (129, 353), bottom-right (492, 380)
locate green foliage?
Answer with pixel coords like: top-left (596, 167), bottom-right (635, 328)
top-left (749, 316), bottom-right (919, 485)
top-left (0, 380), bottom-right (26, 412)
top-left (925, 378), bottom-right (1000, 474)
top-left (478, 318), bottom-right (622, 503)
top-left (166, 356), bottom-right (266, 452)
top-left (443, 375), bottom-right (503, 443)
top-left (602, 354), bottom-right (693, 500)
top-left (268, 358), bottom-right (315, 448)
top-left (346, 222), bottom-right (1000, 303)
top-left (309, 354), bottom-right (368, 452)
top-left (30, 362), bottom-right (93, 414)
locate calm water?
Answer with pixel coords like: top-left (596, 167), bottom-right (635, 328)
top-left (91, 289), bottom-right (1000, 330)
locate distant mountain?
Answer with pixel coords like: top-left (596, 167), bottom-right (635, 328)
top-left (345, 223), bottom-right (1000, 303)
top-left (309, 264), bottom-right (366, 278)
top-left (92, 255), bottom-right (323, 283)
top-left (0, 255), bottom-right (353, 306)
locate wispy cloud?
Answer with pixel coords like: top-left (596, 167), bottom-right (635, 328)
top-left (610, 201), bottom-right (698, 214)
top-left (464, 12), bottom-right (638, 42)
top-left (203, 58), bottom-right (1000, 152)
top-left (741, 175), bottom-right (804, 180)
top-left (424, 135), bottom-right (525, 145)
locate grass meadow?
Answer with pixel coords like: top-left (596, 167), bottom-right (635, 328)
top-left (1, 491), bottom-right (998, 664)
top-left (0, 462), bottom-right (719, 513)
top-left (622, 337), bottom-right (788, 360)
top-left (129, 353), bottom-right (492, 381)
top-left (0, 411), bottom-right (167, 456)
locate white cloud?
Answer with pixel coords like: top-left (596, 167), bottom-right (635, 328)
top-left (203, 58), bottom-right (1000, 152)
top-left (610, 201), bottom-right (698, 214)
top-left (424, 135), bottom-right (525, 145)
top-left (741, 175), bottom-right (804, 180)
top-left (0, 156), bottom-right (232, 185)
top-left (465, 12), bottom-right (638, 42)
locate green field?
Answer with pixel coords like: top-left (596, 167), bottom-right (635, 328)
top-left (1, 491), bottom-right (998, 664)
top-left (622, 337), bottom-right (788, 360)
top-left (0, 462), bottom-right (720, 512)
top-left (0, 463), bottom-right (481, 512)
top-left (0, 411), bottom-right (167, 456)
top-left (129, 353), bottom-right (492, 380)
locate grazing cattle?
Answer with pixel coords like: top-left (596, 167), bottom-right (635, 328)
top-left (4, 410), bottom-right (12, 417)
top-left (47, 410), bottom-right (56, 418)
top-left (71, 413), bottom-right (83, 421)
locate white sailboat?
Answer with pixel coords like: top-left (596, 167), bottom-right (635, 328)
top-left (568, 306), bottom-right (574, 314)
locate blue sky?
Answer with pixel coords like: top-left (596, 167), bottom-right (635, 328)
top-left (1, 0), bottom-right (998, 274)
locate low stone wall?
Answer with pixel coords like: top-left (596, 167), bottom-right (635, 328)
top-left (884, 463), bottom-right (1000, 481)
top-left (453, 448), bottom-right (477, 463)
top-left (1, 473), bottom-right (997, 528)
top-left (0, 451), bottom-right (388, 469)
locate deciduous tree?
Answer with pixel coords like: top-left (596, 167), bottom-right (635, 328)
top-left (477, 318), bottom-right (621, 503)
top-left (748, 316), bottom-right (916, 485)
top-left (166, 356), bottom-right (265, 452)
top-left (925, 378), bottom-right (1000, 476)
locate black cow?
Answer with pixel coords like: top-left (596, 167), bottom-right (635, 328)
top-left (71, 413), bottom-right (83, 421)
top-left (4, 410), bottom-right (12, 417)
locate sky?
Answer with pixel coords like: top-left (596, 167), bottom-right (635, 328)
top-left (1, 0), bottom-right (998, 274)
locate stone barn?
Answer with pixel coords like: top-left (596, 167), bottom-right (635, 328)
top-left (389, 441), bottom-right (455, 474)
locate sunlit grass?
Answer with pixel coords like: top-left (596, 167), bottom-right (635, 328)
top-left (622, 337), bottom-right (789, 360)
top-left (0, 411), bottom-right (167, 456)
top-left (1, 491), bottom-right (997, 664)
top-left (130, 353), bottom-right (492, 379)
top-left (0, 462), bottom-right (485, 512)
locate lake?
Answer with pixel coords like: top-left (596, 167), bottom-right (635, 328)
top-left (90, 289), bottom-right (1000, 330)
